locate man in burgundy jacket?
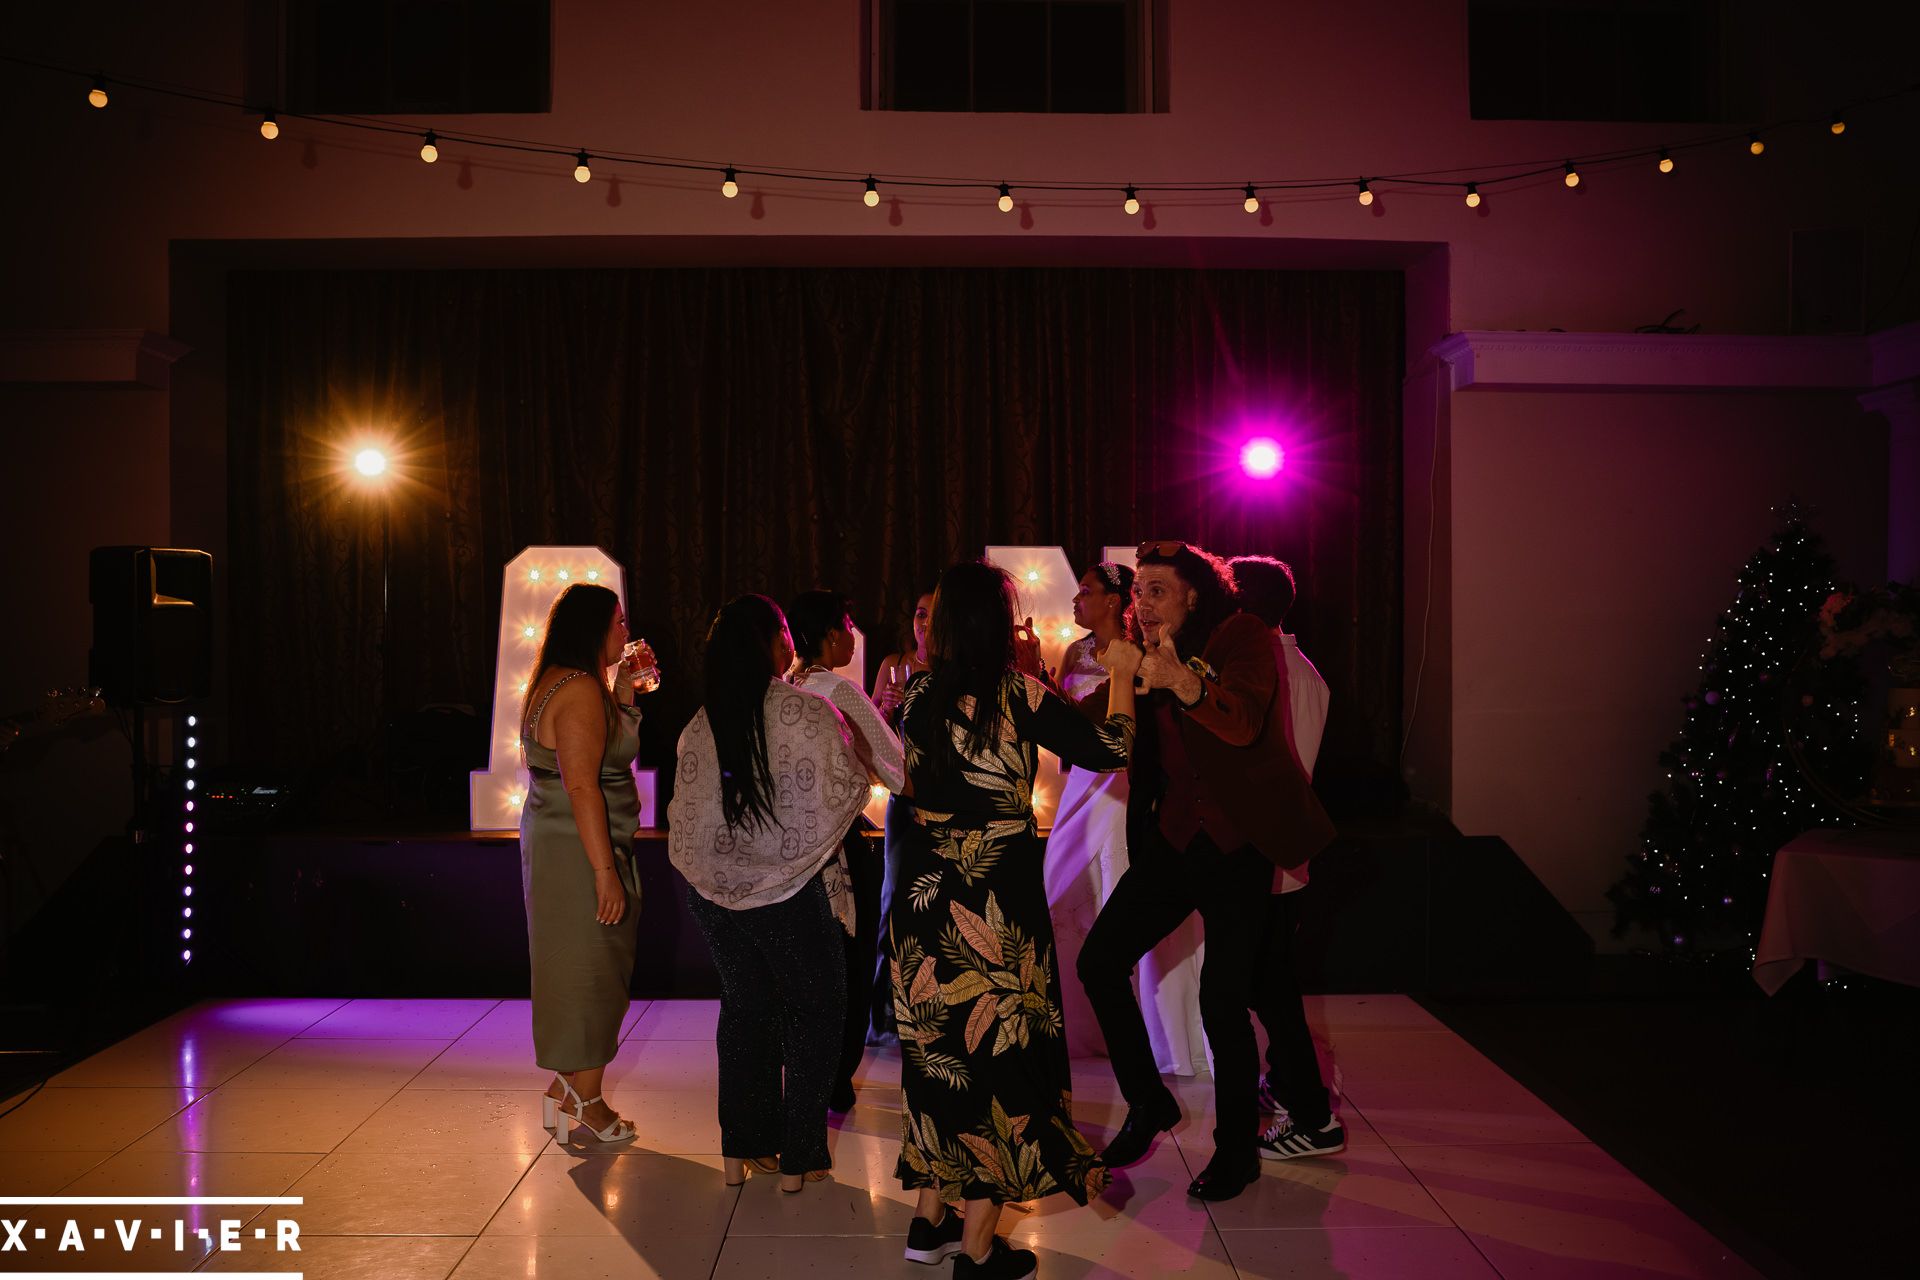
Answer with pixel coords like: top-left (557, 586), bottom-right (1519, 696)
top-left (1077, 541), bottom-right (1337, 1201)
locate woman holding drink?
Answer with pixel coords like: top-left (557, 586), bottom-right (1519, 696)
top-left (519, 584), bottom-right (657, 1144)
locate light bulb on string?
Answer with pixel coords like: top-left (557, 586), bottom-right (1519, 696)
top-left (1748, 132), bottom-right (1765, 156)
top-left (1829, 112), bottom-right (1846, 136)
top-left (1563, 160), bottom-right (1580, 188)
top-left (863, 176), bottom-right (880, 207)
top-left (420, 131), bottom-right (439, 163)
top-left (998, 182), bottom-right (1013, 213)
top-left (573, 150), bottom-right (592, 183)
top-left (721, 167), bottom-right (738, 198)
top-left (1658, 148), bottom-right (1674, 174)
top-left (1243, 183), bottom-right (1259, 213)
top-left (1123, 186), bottom-right (1139, 215)
top-left (259, 110), bottom-right (279, 140)
top-left (1464, 183), bottom-right (1481, 208)
top-left (1356, 179), bottom-right (1373, 206)
top-left (88, 76), bottom-right (109, 108)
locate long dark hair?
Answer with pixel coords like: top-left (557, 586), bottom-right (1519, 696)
top-left (703, 594), bottom-right (785, 830)
top-left (787, 589), bottom-right (849, 666)
top-left (1132, 541), bottom-right (1240, 653)
top-left (520, 582), bottom-right (620, 741)
top-left (924, 560), bottom-right (1019, 769)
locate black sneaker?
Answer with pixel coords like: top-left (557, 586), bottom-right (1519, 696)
top-left (1256, 1115), bottom-right (1346, 1160)
top-left (953, 1237), bottom-right (1037, 1280)
top-left (904, 1209), bottom-right (965, 1265)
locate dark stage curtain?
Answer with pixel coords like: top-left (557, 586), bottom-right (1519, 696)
top-left (227, 267), bottom-right (1402, 796)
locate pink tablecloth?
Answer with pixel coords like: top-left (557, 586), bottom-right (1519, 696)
top-left (1752, 827), bottom-right (1920, 994)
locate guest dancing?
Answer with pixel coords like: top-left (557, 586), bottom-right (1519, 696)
top-left (788, 588), bottom-right (909, 1112)
top-left (1077, 541), bottom-right (1336, 1202)
top-left (868, 587), bottom-right (935, 1039)
top-left (520, 583), bottom-right (646, 1145)
top-left (892, 560), bottom-right (1140, 1280)
top-left (1045, 563), bottom-right (1208, 1075)
top-left (668, 595), bottom-right (868, 1191)
top-left (1229, 555), bottom-right (1344, 1159)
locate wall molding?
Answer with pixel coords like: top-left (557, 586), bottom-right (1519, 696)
top-left (0, 329), bottom-right (193, 390)
top-left (1431, 324), bottom-right (1919, 393)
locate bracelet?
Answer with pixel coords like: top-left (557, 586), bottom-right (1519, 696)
top-left (592, 864), bottom-right (616, 873)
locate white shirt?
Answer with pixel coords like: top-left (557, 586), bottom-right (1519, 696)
top-left (1273, 631), bottom-right (1330, 893)
top-left (794, 666), bottom-right (907, 794)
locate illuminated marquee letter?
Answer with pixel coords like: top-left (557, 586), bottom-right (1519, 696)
top-left (470, 546), bottom-right (658, 832)
top-left (982, 545), bottom-right (1088, 829)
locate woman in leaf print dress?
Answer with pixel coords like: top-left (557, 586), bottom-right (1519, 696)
top-left (891, 560), bottom-right (1142, 1280)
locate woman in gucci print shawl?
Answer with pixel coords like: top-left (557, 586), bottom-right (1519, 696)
top-left (669, 594), bottom-right (867, 1192)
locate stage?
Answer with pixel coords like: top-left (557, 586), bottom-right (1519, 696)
top-left (0, 995), bottom-right (1757, 1278)
top-left (188, 816), bottom-right (1592, 1001)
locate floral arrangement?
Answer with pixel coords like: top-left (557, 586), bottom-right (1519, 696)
top-left (1819, 583), bottom-right (1920, 684)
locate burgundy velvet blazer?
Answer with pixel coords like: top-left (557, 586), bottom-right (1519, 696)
top-left (1126, 612), bottom-right (1337, 871)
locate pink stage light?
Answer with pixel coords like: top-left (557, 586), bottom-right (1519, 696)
top-left (1240, 437), bottom-right (1284, 479)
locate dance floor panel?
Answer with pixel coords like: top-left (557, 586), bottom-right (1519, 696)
top-left (0, 996), bottom-right (1760, 1278)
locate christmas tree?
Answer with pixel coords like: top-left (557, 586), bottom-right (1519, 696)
top-left (1610, 506), bottom-right (1866, 957)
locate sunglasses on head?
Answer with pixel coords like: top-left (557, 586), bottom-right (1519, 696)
top-left (1136, 540), bottom-right (1188, 560)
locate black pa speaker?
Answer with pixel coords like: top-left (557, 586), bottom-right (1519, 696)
top-left (88, 547), bottom-right (213, 706)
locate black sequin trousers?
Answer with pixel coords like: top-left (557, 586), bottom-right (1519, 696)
top-left (686, 874), bottom-right (846, 1174)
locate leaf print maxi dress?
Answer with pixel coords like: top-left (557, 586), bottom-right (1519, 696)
top-left (892, 670), bottom-right (1135, 1206)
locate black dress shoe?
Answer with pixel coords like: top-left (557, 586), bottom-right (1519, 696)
top-left (1186, 1151), bottom-right (1261, 1201)
top-left (1099, 1095), bottom-right (1182, 1167)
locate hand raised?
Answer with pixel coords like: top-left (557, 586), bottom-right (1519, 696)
top-left (1135, 643), bottom-right (1187, 691)
top-left (1098, 638), bottom-right (1144, 681)
top-left (1013, 616), bottom-right (1043, 675)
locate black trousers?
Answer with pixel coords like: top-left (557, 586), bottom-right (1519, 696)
top-left (1077, 828), bottom-right (1273, 1160)
top-left (1254, 886), bottom-right (1331, 1129)
top-left (686, 876), bottom-right (845, 1174)
top-left (834, 825), bottom-right (885, 1093)
top-left (869, 795), bottom-right (909, 1037)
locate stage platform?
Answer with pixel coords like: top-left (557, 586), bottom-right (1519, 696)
top-left (0, 995), bottom-right (1758, 1278)
top-left (195, 817), bottom-right (1592, 1000)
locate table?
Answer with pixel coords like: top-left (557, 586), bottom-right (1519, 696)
top-left (1752, 826), bottom-right (1920, 994)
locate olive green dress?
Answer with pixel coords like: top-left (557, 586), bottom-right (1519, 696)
top-left (520, 671), bottom-right (643, 1071)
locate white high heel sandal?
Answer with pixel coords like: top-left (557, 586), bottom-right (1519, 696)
top-left (548, 1075), bottom-right (637, 1145)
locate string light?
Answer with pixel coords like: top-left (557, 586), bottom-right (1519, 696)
top-left (1122, 186), bottom-right (1139, 215)
top-left (33, 57), bottom-right (1909, 220)
top-left (998, 182), bottom-right (1013, 213)
top-left (1464, 183), bottom-right (1481, 208)
top-left (863, 176), bottom-right (879, 207)
top-left (721, 166), bottom-right (738, 198)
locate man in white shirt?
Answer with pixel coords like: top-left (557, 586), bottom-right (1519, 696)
top-left (1228, 556), bottom-right (1343, 1160)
